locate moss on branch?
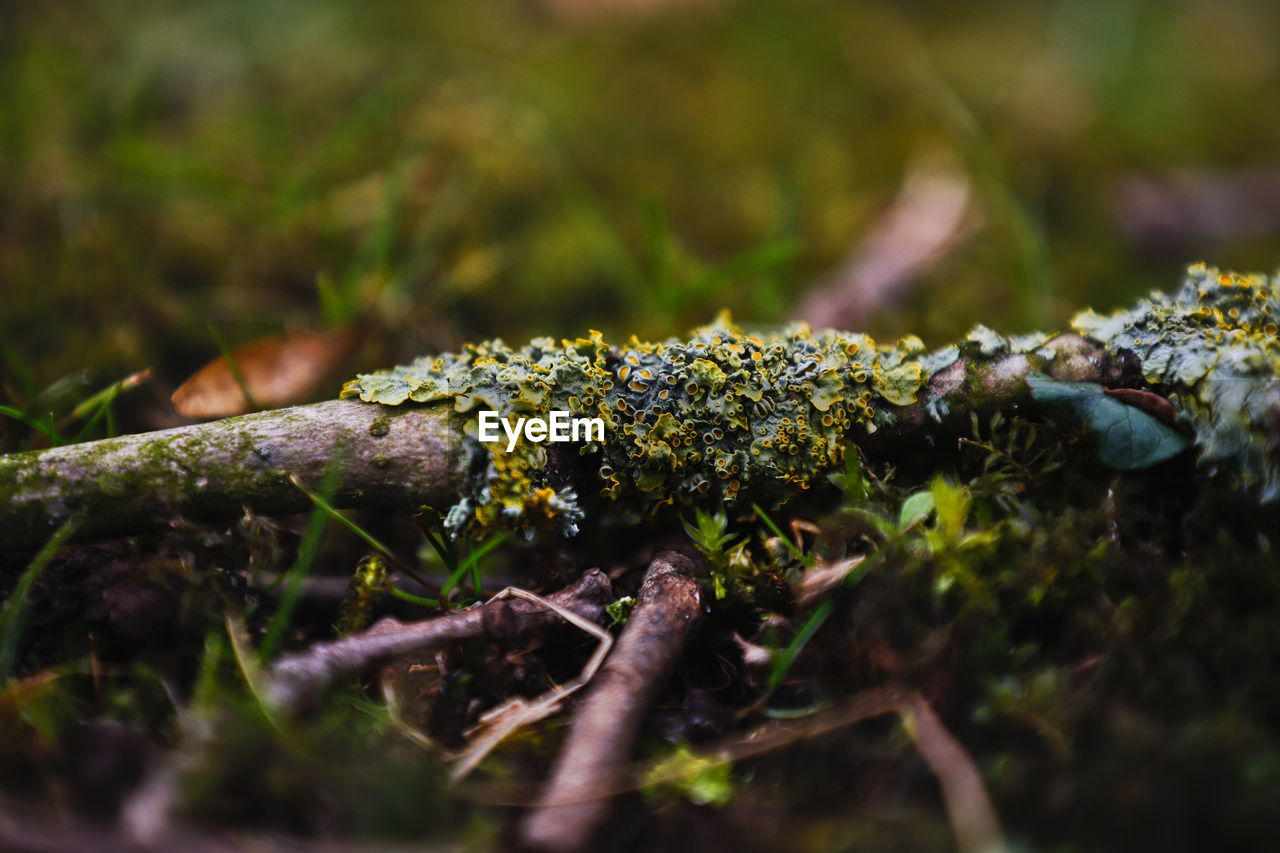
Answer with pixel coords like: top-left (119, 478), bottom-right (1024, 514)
top-left (2, 264), bottom-right (1277, 553)
top-left (0, 400), bottom-right (463, 552)
top-left (345, 264), bottom-right (1280, 539)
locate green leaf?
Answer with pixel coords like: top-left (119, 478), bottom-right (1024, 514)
top-left (1027, 374), bottom-right (1191, 471)
top-left (898, 491), bottom-right (936, 532)
top-left (606, 596), bottom-right (636, 627)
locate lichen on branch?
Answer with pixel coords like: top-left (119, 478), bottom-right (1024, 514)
top-left (1071, 263), bottom-right (1280, 500)
top-left (3, 266), bottom-right (1275, 553)
top-left (342, 317), bottom-right (931, 539)
top-left (343, 265), bottom-right (1280, 541)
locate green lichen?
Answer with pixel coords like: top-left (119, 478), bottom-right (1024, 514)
top-left (341, 265), bottom-right (1280, 538)
top-left (1071, 264), bottom-right (1280, 500)
top-left (343, 315), bottom-right (923, 538)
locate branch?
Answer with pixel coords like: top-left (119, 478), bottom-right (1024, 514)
top-left (0, 339), bottom-right (1124, 554)
top-left (265, 568), bottom-right (614, 712)
top-left (4, 264), bottom-right (1276, 550)
top-left (0, 400), bottom-right (463, 551)
top-left (872, 332), bottom-right (1134, 440)
top-left (519, 548), bottom-right (707, 853)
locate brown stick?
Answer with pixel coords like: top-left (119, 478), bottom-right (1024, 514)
top-left (901, 691), bottom-right (1006, 853)
top-left (0, 399), bottom-right (463, 552)
top-left (265, 568), bottom-right (614, 712)
top-left (123, 570), bottom-right (614, 847)
top-left (519, 549), bottom-right (706, 853)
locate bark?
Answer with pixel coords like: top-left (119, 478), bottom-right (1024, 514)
top-left (0, 400), bottom-right (463, 552)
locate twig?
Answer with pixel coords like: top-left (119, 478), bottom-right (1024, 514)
top-left (0, 329), bottom-right (1152, 558)
top-left (663, 685), bottom-right (1006, 853)
top-left (123, 571), bottom-right (614, 847)
top-left (264, 569), bottom-right (614, 713)
top-left (868, 332), bottom-right (1133, 443)
top-left (901, 690), bottom-right (1006, 853)
top-left (519, 549), bottom-right (707, 853)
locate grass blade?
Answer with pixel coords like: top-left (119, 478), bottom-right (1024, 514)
top-left (0, 517), bottom-right (80, 682)
top-left (439, 533), bottom-right (508, 606)
top-left (257, 449), bottom-right (347, 661)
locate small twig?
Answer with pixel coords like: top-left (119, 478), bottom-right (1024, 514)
top-left (264, 569), bottom-right (613, 713)
top-left (519, 548), bottom-right (707, 853)
top-left (699, 685), bottom-right (1006, 853)
top-left (901, 690), bottom-right (1007, 853)
top-left (123, 572), bottom-right (613, 847)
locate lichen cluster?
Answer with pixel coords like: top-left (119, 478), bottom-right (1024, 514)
top-left (1071, 264), bottom-right (1280, 500)
top-left (342, 264), bottom-right (1280, 538)
top-left (342, 317), bottom-right (929, 538)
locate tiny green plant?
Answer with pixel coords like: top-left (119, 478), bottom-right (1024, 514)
top-left (682, 506), bottom-right (742, 567)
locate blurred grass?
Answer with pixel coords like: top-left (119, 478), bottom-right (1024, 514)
top-left (3, 0), bottom-right (1280, 415)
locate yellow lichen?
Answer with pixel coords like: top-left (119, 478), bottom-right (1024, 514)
top-left (343, 317), bottom-right (920, 537)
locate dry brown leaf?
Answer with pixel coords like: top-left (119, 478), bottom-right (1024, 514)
top-left (795, 554), bottom-right (865, 608)
top-left (171, 327), bottom-right (359, 419)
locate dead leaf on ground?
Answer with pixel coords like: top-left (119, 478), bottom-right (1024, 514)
top-left (795, 555), bottom-right (865, 608)
top-left (171, 327), bottom-right (360, 419)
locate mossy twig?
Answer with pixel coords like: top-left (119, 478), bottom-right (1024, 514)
top-left (0, 400), bottom-right (463, 552)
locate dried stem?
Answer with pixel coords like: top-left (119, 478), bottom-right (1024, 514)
top-left (676, 685), bottom-right (1007, 853)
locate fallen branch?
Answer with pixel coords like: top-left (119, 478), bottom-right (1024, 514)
top-left (122, 570), bottom-right (614, 847)
top-left (265, 568), bottom-right (614, 712)
top-left (0, 399), bottom-right (463, 551)
top-left (872, 332), bottom-right (1133, 440)
top-left (902, 690), bottom-right (1006, 853)
top-left (451, 584), bottom-right (615, 782)
top-left (4, 265), bottom-right (1277, 551)
top-left (519, 548), bottom-right (707, 853)
top-left (0, 339), bottom-right (1125, 555)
